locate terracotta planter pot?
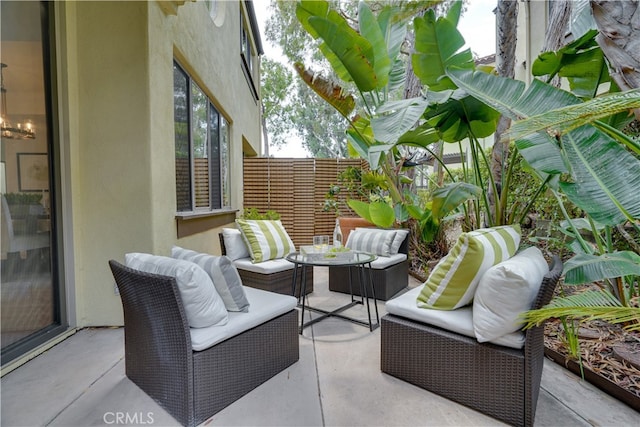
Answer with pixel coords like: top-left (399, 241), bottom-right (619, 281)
top-left (338, 217), bottom-right (373, 243)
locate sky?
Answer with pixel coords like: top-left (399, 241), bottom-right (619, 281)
top-left (254, 0), bottom-right (497, 157)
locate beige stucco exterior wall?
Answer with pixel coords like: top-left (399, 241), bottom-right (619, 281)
top-left (514, 1), bottom-right (548, 85)
top-left (56, 1), bottom-right (262, 327)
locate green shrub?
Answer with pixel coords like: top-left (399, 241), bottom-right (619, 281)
top-left (241, 208), bottom-right (280, 220)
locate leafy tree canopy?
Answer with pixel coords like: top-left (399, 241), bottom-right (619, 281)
top-left (260, 0), bottom-right (460, 157)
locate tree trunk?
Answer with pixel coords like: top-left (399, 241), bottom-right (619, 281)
top-left (591, 0), bottom-right (640, 118)
top-left (490, 0), bottom-right (518, 224)
top-left (402, 11), bottom-right (428, 193)
top-left (542, 0), bottom-right (572, 88)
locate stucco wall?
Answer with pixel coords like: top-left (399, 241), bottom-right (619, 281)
top-left (63, 1), bottom-right (261, 326)
top-left (514, 1), bottom-right (548, 85)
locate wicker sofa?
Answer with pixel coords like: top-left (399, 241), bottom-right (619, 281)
top-left (219, 232), bottom-right (313, 297)
top-left (380, 256), bottom-right (562, 427)
top-left (329, 229), bottom-right (409, 300)
top-left (109, 260), bottom-right (299, 427)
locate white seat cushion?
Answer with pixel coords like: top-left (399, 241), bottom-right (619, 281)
top-left (386, 286), bottom-right (525, 349)
top-left (369, 253), bottom-right (407, 269)
top-left (189, 286), bottom-right (297, 351)
top-left (232, 257), bottom-right (294, 274)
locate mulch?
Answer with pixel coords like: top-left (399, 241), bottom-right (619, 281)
top-left (545, 317), bottom-right (640, 399)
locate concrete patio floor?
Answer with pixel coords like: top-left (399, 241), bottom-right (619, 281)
top-left (2, 267), bottom-right (638, 427)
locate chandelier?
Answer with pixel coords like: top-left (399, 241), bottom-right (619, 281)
top-left (1, 63), bottom-right (35, 140)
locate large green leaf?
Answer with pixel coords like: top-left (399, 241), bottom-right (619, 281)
top-left (295, 0), bottom-right (330, 39)
top-left (430, 182), bottom-right (481, 220)
top-left (423, 93), bottom-right (500, 143)
top-left (347, 200), bottom-right (373, 223)
top-left (532, 29), bottom-right (607, 98)
top-left (396, 123), bottom-right (441, 148)
top-left (297, 1), bottom-right (356, 84)
top-left (507, 89), bottom-right (640, 142)
top-left (371, 96), bottom-right (431, 143)
top-left (563, 251), bottom-right (640, 284)
top-left (447, 68), bottom-right (581, 120)
top-left (387, 58), bottom-right (407, 93)
top-left (346, 199), bottom-right (395, 228)
top-left (559, 125), bottom-right (640, 225)
top-left (562, 48), bottom-right (609, 98)
top-left (412, 10), bottom-right (474, 92)
top-left (445, 0), bottom-right (463, 27)
top-left (512, 132), bottom-right (568, 176)
top-left (377, 6), bottom-right (406, 65)
top-left (308, 16), bottom-right (377, 92)
top-left (358, 2), bottom-right (390, 88)
top-left (318, 42), bottom-right (353, 84)
top-left (369, 200), bottom-right (396, 228)
top-left (446, 68), bottom-right (640, 225)
top-left (346, 117), bottom-right (375, 162)
top-left (531, 29), bottom-right (598, 77)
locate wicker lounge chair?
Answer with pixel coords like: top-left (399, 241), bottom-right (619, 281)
top-left (219, 232), bottom-right (313, 296)
top-left (109, 260), bottom-right (299, 427)
top-left (329, 231), bottom-right (409, 300)
top-left (381, 256), bottom-right (563, 427)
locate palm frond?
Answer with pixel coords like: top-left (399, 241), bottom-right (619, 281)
top-left (522, 290), bottom-right (640, 332)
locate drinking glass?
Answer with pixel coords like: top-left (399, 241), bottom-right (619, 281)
top-left (313, 235), bottom-right (329, 252)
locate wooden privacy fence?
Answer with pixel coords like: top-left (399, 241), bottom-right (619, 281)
top-left (243, 157), bottom-right (368, 247)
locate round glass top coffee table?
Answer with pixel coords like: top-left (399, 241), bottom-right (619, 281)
top-left (285, 250), bottom-right (379, 334)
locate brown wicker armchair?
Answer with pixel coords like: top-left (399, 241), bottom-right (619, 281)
top-left (109, 260), bottom-right (299, 427)
top-left (329, 231), bottom-right (409, 300)
top-left (381, 256), bottom-right (563, 427)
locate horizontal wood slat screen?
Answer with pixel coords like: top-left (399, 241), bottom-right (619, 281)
top-left (243, 157), bottom-right (367, 247)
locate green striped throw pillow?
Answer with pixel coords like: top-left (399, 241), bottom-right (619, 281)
top-left (417, 225), bottom-right (521, 310)
top-left (236, 219), bottom-right (296, 263)
top-left (346, 228), bottom-right (397, 256)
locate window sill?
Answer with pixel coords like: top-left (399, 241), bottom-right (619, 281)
top-left (175, 209), bottom-right (238, 238)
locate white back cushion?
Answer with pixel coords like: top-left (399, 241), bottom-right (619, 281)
top-left (473, 246), bottom-right (548, 342)
top-left (171, 246), bottom-right (250, 313)
top-left (222, 228), bottom-right (250, 261)
top-left (125, 253), bottom-right (228, 328)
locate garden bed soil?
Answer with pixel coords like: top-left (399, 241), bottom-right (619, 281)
top-left (544, 319), bottom-right (640, 411)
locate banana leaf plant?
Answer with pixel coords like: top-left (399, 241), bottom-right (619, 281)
top-left (294, 0), bottom-right (481, 239)
top-left (444, 43), bottom-right (640, 332)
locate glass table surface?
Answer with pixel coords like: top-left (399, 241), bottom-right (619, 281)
top-left (285, 249), bottom-right (376, 267)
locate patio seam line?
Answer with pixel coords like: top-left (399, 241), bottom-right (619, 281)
top-left (44, 355), bottom-right (124, 426)
top-left (540, 384), bottom-right (590, 425)
top-left (309, 316), bottom-right (326, 427)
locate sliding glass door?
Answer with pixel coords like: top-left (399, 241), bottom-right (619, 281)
top-left (1, 1), bottom-right (65, 366)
